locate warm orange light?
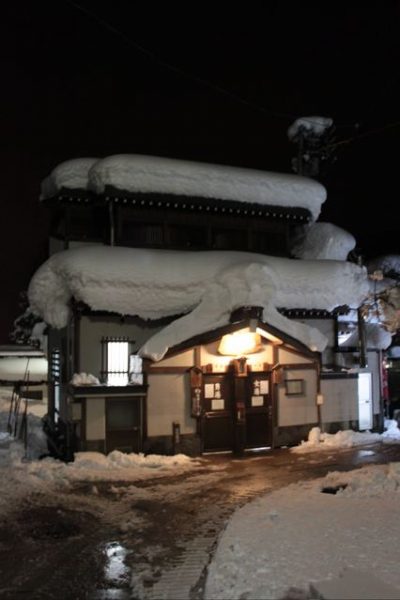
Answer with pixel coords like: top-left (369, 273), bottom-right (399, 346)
top-left (218, 329), bottom-right (261, 356)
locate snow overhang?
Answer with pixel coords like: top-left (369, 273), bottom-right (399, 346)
top-left (41, 154), bottom-right (327, 222)
top-left (162, 317), bottom-right (319, 362)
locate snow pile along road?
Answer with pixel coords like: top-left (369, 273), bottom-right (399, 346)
top-left (291, 420), bottom-right (400, 453)
top-left (205, 462), bottom-right (400, 600)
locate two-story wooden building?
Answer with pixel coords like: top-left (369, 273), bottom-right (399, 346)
top-left (28, 154), bottom-right (385, 457)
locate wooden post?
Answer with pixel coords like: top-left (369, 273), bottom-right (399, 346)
top-left (109, 201), bottom-right (115, 246)
top-left (233, 376), bottom-right (247, 456)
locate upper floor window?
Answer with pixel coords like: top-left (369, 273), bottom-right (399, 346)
top-left (102, 337), bottom-right (130, 385)
top-left (101, 337), bottom-right (143, 386)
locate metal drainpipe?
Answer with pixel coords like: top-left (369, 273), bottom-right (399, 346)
top-left (357, 307), bottom-right (368, 368)
top-left (378, 349), bottom-right (385, 432)
top-left (316, 358), bottom-right (324, 433)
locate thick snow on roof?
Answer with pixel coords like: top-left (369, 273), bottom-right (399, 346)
top-left (342, 322), bottom-right (393, 350)
top-left (28, 246), bottom-right (369, 359)
top-left (287, 115), bottom-right (333, 140)
top-left (291, 222), bottom-right (356, 260)
top-left (41, 154), bottom-right (327, 221)
top-left (0, 357), bottom-right (47, 382)
top-left (40, 157), bottom-right (98, 199)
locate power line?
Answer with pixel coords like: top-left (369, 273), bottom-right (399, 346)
top-left (63, 0), bottom-right (346, 129)
top-left (65, 1), bottom-right (400, 152)
top-left (327, 119), bottom-right (400, 150)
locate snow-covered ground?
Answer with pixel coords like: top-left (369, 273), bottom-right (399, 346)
top-left (2, 391), bottom-right (400, 599)
top-left (205, 461), bottom-right (400, 599)
top-left (205, 425), bottom-right (400, 599)
top-left (291, 420), bottom-right (400, 452)
top-left (0, 394), bottom-right (209, 520)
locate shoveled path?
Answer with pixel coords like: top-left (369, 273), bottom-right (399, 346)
top-left (1, 442), bottom-right (400, 599)
top-left (99, 442), bottom-right (400, 599)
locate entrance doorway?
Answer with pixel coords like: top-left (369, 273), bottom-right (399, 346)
top-left (245, 372), bottom-right (273, 449)
top-left (202, 373), bottom-right (234, 452)
top-left (202, 371), bottom-right (273, 452)
top-left (105, 397), bottom-right (142, 453)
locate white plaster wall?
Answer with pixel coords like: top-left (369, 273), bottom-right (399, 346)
top-left (278, 348), bottom-right (313, 365)
top-left (278, 368), bottom-right (318, 426)
top-left (366, 352), bottom-right (381, 414)
top-left (157, 350), bottom-right (195, 367)
top-left (320, 378), bottom-right (358, 423)
top-left (332, 351), bottom-right (381, 415)
top-left (86, 397), bottom-right (105, 440)
top-left (79, 315), bottom-right (162, 378)
top-left (147, 374), bottom-right (195, 436)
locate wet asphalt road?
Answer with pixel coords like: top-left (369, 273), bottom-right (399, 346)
top-left (1, 442), bottom-right (400, 600)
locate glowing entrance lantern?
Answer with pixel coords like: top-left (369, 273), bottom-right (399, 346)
top-left (218, 329), bottom-right (261, 356)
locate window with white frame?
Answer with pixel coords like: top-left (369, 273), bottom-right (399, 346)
top-left (102, 337), bottom-right (132, 385)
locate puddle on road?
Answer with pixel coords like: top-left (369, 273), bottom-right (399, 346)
top-left (357, 450), bottom-right (376, 457)
top-left (104, 541), bottom-right (130, 583)
top-left (94, 541), bottom-right (132, 599)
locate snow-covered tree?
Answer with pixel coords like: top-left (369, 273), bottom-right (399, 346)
top-left (10, 292), bottom-right (46, 348)
top-left (361, 258), bottom-right (400, 335)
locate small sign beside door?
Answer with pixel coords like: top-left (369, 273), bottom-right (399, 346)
top-left (251, 396), bottom-right (264, 407)
top-left (211, 399), bottom-right (225, 410)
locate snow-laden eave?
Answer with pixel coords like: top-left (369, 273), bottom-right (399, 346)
top-left (40, 157), bottom-right (99, 200)
top-left (41, 189), bottom-right (313, 224)
top-left (163, 316), bottom-right (320, 362)
top-left (40, 154), bottom-right (327, 221)
top-left (28, 246), bottom-right (370, 361)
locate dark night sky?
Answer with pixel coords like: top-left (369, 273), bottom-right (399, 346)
top-left (2, 1), bottom-right (400, 342)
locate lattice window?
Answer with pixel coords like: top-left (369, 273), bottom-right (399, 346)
top-left (101, 337), bottom-right (133, 386)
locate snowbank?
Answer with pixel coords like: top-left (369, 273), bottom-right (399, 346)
top-left (41, 154), bottom-right (327, 221)
top-left (0, 445), bottom-right (205, 519)
top-left (205, 462), bottom-right (400, 600)
top-left (291, 421), bottom-right (400, 453)
top-left (0, 394), bottom-right (48, 470)
top-left (27, 246), bottom-right (370, 358)
top-left (0, 388), bottom-right (204, 516)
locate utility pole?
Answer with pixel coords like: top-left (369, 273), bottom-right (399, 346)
top-left (288, 116), bottom-right (336, 178)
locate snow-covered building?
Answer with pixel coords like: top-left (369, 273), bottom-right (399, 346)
top-left (0, 345), bottom-right (48, 409)
top-left (27, 154), bottom-right (387, 457)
